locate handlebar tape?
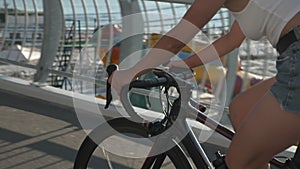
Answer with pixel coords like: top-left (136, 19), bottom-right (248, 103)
top-left (129, 77), bottom-right (168, 90)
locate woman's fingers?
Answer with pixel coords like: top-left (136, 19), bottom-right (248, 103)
top-left (110, 69), bottom-right (134, 94)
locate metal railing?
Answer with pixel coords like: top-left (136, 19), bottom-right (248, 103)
top-left (0, 0), bottom-right (277, 104)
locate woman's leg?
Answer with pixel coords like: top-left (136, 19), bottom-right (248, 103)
top-left (225, 91), bottom-right (300, 169)
top-left (229, 77), bottom-right (276, 130)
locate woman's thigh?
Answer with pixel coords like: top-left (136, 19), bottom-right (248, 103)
top-left (226, 91), bottom-right (300, 169)
top-left (229, 77), bottom-right (276, 130)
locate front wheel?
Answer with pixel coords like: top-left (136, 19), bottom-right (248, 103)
top-left (74, 117), bottom-right (192, 169)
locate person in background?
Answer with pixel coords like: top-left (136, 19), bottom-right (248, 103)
top-left (109, 0), bottom-right (300, 168)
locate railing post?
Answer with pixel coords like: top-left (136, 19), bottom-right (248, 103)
top-left (33, 0), bottom-right (63, 84)
top-left (118, 0), bottom-right (144, 65)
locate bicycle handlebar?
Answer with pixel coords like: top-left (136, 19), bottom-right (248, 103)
top-left (105, 64), bottom-right (175, 109)
top-left (129, 77), bottom-right (169, 90)
top-left (104, 64), bottom-right (197, 111)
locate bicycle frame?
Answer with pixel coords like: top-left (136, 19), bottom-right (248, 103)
top-left (134, 86), bottom-right (297, 169)
top-left (137, 95), bottom-right (230, 169)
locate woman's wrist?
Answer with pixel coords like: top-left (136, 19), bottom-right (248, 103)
top-left (127, 66), bottom-right (152, 79)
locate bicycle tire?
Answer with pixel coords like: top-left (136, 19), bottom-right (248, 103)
top-left (74, 117), bottom-right (192, 169)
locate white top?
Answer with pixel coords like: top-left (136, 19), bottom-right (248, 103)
top-left (231, 0), bottom-right (300, 47)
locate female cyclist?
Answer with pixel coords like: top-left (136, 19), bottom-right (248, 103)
top-left (109, 0), bottom-right (300, 168)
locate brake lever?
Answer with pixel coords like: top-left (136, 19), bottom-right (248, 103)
top-left (104, 64), bottom-right (118, 109)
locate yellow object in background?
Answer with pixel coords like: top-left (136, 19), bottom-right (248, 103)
top-left (100, 47), bottom-right (120, 65)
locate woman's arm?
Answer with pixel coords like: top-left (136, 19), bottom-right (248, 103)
top-left (180, 20), bottom-right (246, 68)
top-left (129, 0), bottom-right (226, 74)
top-left (109, 0), bottom-right (239, 92)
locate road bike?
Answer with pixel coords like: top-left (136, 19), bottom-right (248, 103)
top-left (74, 64), bottom-right (300, 169)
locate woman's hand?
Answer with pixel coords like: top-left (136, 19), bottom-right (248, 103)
top-left (108, 68), bottom-right (136, 95)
